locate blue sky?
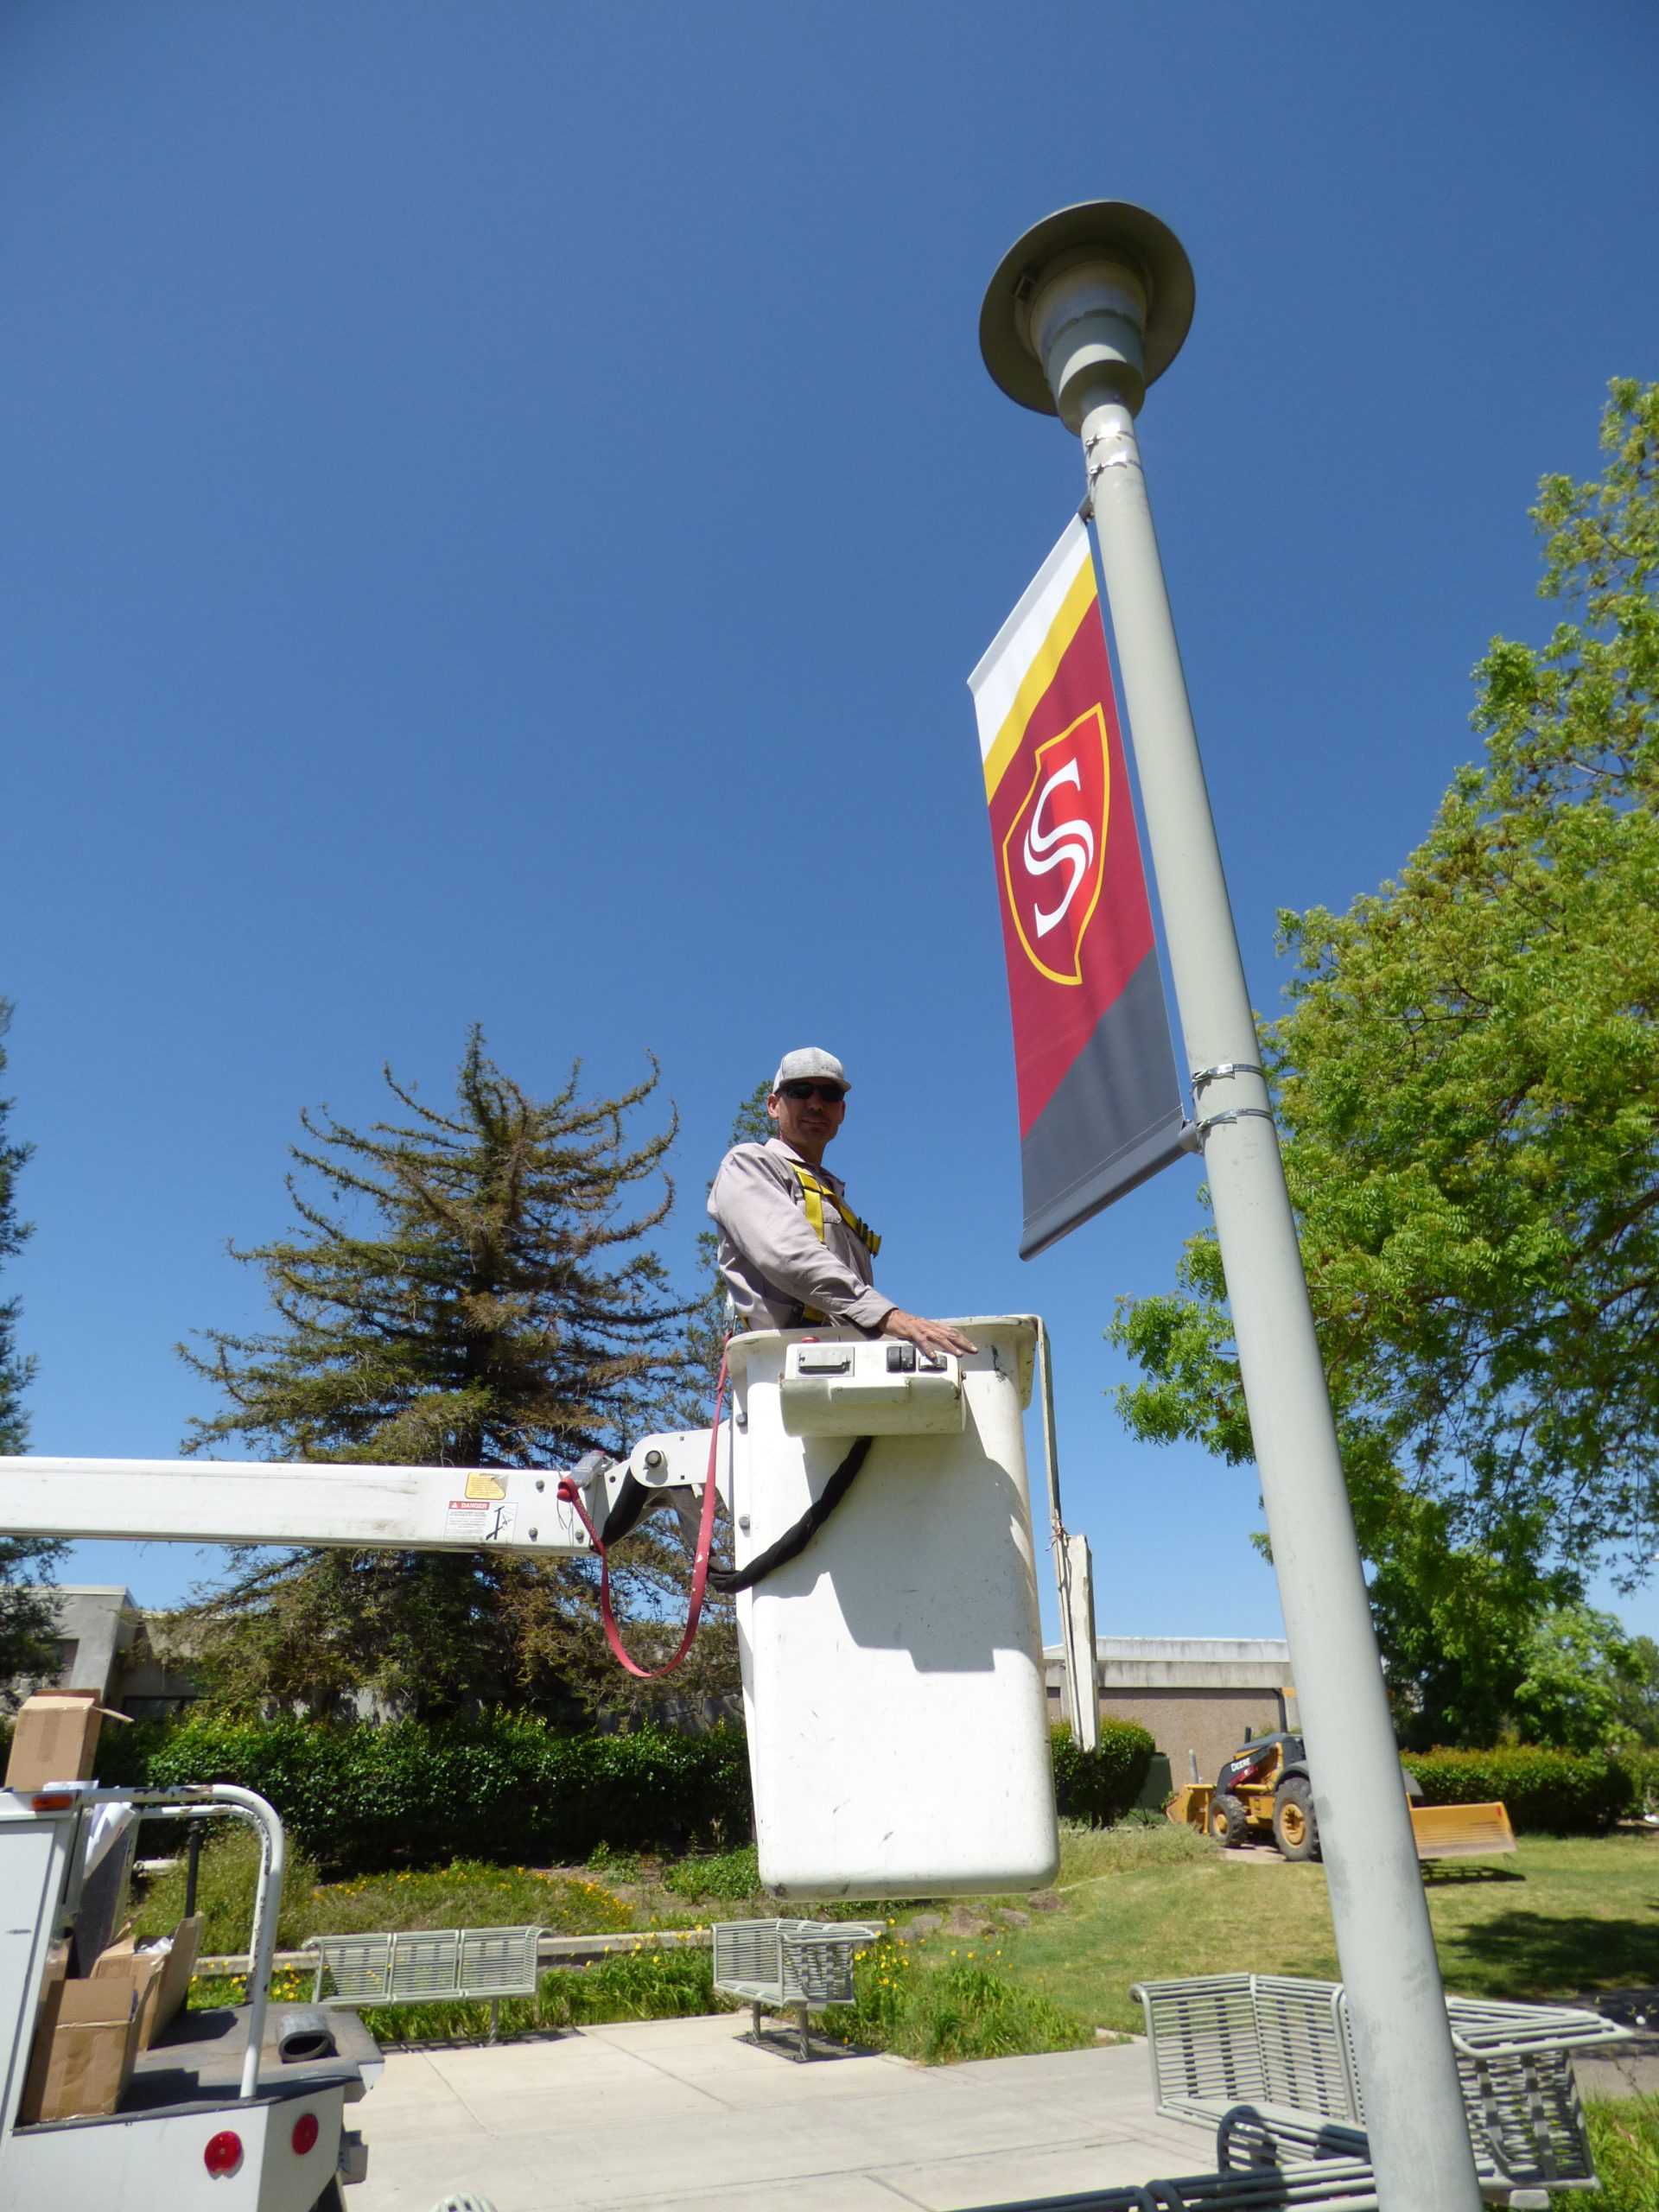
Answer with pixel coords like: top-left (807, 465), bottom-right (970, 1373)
top-left (3, 3), bottom-right (1656, 1650)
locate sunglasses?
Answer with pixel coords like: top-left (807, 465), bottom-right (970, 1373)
top-left (779, 1080), bottom-right (847, 1103)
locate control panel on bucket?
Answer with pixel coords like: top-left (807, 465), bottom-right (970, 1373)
top-left (779, 1338), bottom-right (963, 1436)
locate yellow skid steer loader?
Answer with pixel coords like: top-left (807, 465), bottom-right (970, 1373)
top-left (1166, 1732), bottom-right (1516, 1865)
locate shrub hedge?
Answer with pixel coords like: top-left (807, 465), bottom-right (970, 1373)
top-left (1051, 1720), bottom-right (1155, 1827)
top-left (1406, 1745), bottom-right (1637, 1833)
top-left (0, 1701), bottom-right (1173, 1869)
top-left (133, 1713), bottom-right (754, 1873)
top-left (59, 1706), bottom-right (1654, 1859)
top-left (127, 1716), bottom-right (1154, 1866)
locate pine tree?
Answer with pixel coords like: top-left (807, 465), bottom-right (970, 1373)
top-left (175, 1030), bottom-right (735, 1719)
top-left (0, 998), bottom-right (67, 1692)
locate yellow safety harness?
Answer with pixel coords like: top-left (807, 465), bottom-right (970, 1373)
top-left (787, 1160), bottom-right (880, 1324)
top-left (789, 1162), bottom-right (881, 1257)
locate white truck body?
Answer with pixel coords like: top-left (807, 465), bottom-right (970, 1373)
top-left (0, 1783), bottom-right (375, 2211)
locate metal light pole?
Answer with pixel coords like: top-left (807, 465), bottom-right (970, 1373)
top-left (981, 201), bottom-right (1484, 2212)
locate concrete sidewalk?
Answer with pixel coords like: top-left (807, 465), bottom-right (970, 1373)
top-left (350, 2013), bottom-right (1209, 2211)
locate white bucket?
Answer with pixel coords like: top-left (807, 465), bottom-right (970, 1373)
top-left (724, 1316), bottom-right (1059, 1899)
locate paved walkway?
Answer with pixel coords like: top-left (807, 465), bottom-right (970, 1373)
top-left (351, 2014), bottom-right (1209, 2212)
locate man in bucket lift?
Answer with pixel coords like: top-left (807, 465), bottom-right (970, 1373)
top-left (709, 1047), bottom-right (976, 1360)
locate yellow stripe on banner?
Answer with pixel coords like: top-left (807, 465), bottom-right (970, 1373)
top-left (980, 560), bottom-right (1099, 803)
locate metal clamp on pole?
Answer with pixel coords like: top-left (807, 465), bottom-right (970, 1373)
top-left (1183, 1066), bottom-right (1274, 1147)
top-left (1192, 1105), bottom-right (1277, 1141)
top-left (1191, 1061), bottom-right (1266, 1091)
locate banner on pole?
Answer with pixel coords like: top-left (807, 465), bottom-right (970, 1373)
top-left (969, 517), bottom-right (1186, 1258)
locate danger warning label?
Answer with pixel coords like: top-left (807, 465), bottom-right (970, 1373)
top-left (442, 1497), bottom-right (518, 1544)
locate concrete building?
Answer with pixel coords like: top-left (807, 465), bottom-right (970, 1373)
top-left (9, 1586), bottom-right (199, 1717)
top-left (1046, 1635), bottom-right (1298, 1799)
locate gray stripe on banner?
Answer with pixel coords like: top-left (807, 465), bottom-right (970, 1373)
top-left (1019, 951), bottom-right (1187, 1259)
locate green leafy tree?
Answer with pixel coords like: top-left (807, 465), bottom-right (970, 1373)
top-left (0, 998), bottom-right (67, 1694)
top-left (175, 1030), bottom-right (735, 1720)
top-left (1508, 1605), bottom-right (1638, 1752)
top-left (1109, 380), bottom-right (1659, 1744)
top-left (1607, 1632), bottom-right (1659, 1748)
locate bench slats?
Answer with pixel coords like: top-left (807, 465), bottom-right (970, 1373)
top-left (392, 1929), bottom-right (465, 1999)
top-left (1135, 1977), bottom-right (1268, 2119)
top-left (711, 1918), bottom-right (883, 2012)
top-left (1340, 1996), bottom-right (1599, 2186)
top-left (305, 1925), bottom-right (543, 2010)
top-left (314, 1933), bottom-right (397, 2003)
top-left (1133, 1972), bottom-right (1627, 2198)
top-left (963, 2157), bottom-right (1382, 2209)
top-left (1253, 1978), bottom-right (1352, 2121)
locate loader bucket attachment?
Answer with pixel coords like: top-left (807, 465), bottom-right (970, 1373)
top-left (1409, 1799), bottom-right (1516, 1861)
top-left (1166, 1783), bottom-right (1212, 1833)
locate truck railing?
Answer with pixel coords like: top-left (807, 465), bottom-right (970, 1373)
top-left (63, 1783), bottom-right (286, 2102)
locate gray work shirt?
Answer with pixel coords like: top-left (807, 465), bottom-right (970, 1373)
top-left (708, 1137), bottom-right (895, 1334)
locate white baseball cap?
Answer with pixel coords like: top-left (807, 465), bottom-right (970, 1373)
top-left (771, 1047), bottom-right (849, 1094)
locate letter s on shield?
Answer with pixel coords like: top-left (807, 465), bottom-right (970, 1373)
top-left (1001, 706), bottom-right (1110, 986)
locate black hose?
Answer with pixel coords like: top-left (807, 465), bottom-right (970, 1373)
top-left (707, 1435), bottom-right (873, 1595)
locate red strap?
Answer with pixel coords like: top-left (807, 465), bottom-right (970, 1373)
top-left (556, 1353), bottom-right (728, 1681)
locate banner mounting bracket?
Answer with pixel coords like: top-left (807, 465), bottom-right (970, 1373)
top-left (1191, 1061), bottom-right (1266, 1090)
top-left (1188, 1105), bottom-right (1277, 1145)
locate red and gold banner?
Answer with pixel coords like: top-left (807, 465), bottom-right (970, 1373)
top-left (969, 518), bottom-right (1185, 1256)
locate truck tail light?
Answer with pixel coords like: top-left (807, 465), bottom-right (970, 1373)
top-left (204, 2129), bottom-right (244, 2177)
top-left (292, 2111), bottom-right (320, 2155)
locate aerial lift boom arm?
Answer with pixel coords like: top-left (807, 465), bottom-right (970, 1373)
top-left (0, 1433), bottom-right (714, 1556)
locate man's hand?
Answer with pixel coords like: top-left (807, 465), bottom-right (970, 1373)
top-left (880, 1309), bottom-right (978, 1358)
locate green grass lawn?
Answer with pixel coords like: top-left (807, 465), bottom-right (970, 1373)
top-left (1586, 2095), bottom-right (1659, 2212)
top-left (150, 1821), bottom-right (1659, 2030)
top-left (988, 1825), bottom-right (1659, 2037)
top-left (136, 1831), bottom-right (637, 1953)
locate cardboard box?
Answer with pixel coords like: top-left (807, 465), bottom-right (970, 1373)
top-left (15, 1942), bottom-right (70, 2125)
top-left (92, 1915), bottom-right (203, 2047)
top-left (4, 1689), bottom-right (129, 1791)
top-left (91, 1941), bottom-right (166, 2050)
top-left (151, 1913), bottom-right (204, 2037)
top-left (16, 1977), bottom-right (140, 2124)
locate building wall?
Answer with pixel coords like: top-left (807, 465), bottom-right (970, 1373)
top-left (3, 1586), bottom-right (200, 1716)
top-left (1101, 1688), bottom-right (1287, 1784)
top-left (11, 1586), bottom-right (141, 1702)
top-left (1046, 1636), bottom-right (1298, 1796)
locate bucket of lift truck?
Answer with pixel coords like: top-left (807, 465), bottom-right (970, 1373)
top-left (724, 1317), bottom-right (1059, 1903)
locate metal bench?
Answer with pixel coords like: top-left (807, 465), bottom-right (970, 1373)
top-left (304, 1924), bottom-right (543, 2044)
top-left (942, 2158), bottom-right (1383, 2208)
top-left (711, 1917), bottom-right (884, 2060)
top-left (1129, 1972), bottom-right (1630, 2206)
top-left (946, 2160), bottom-right (1382, 2209)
